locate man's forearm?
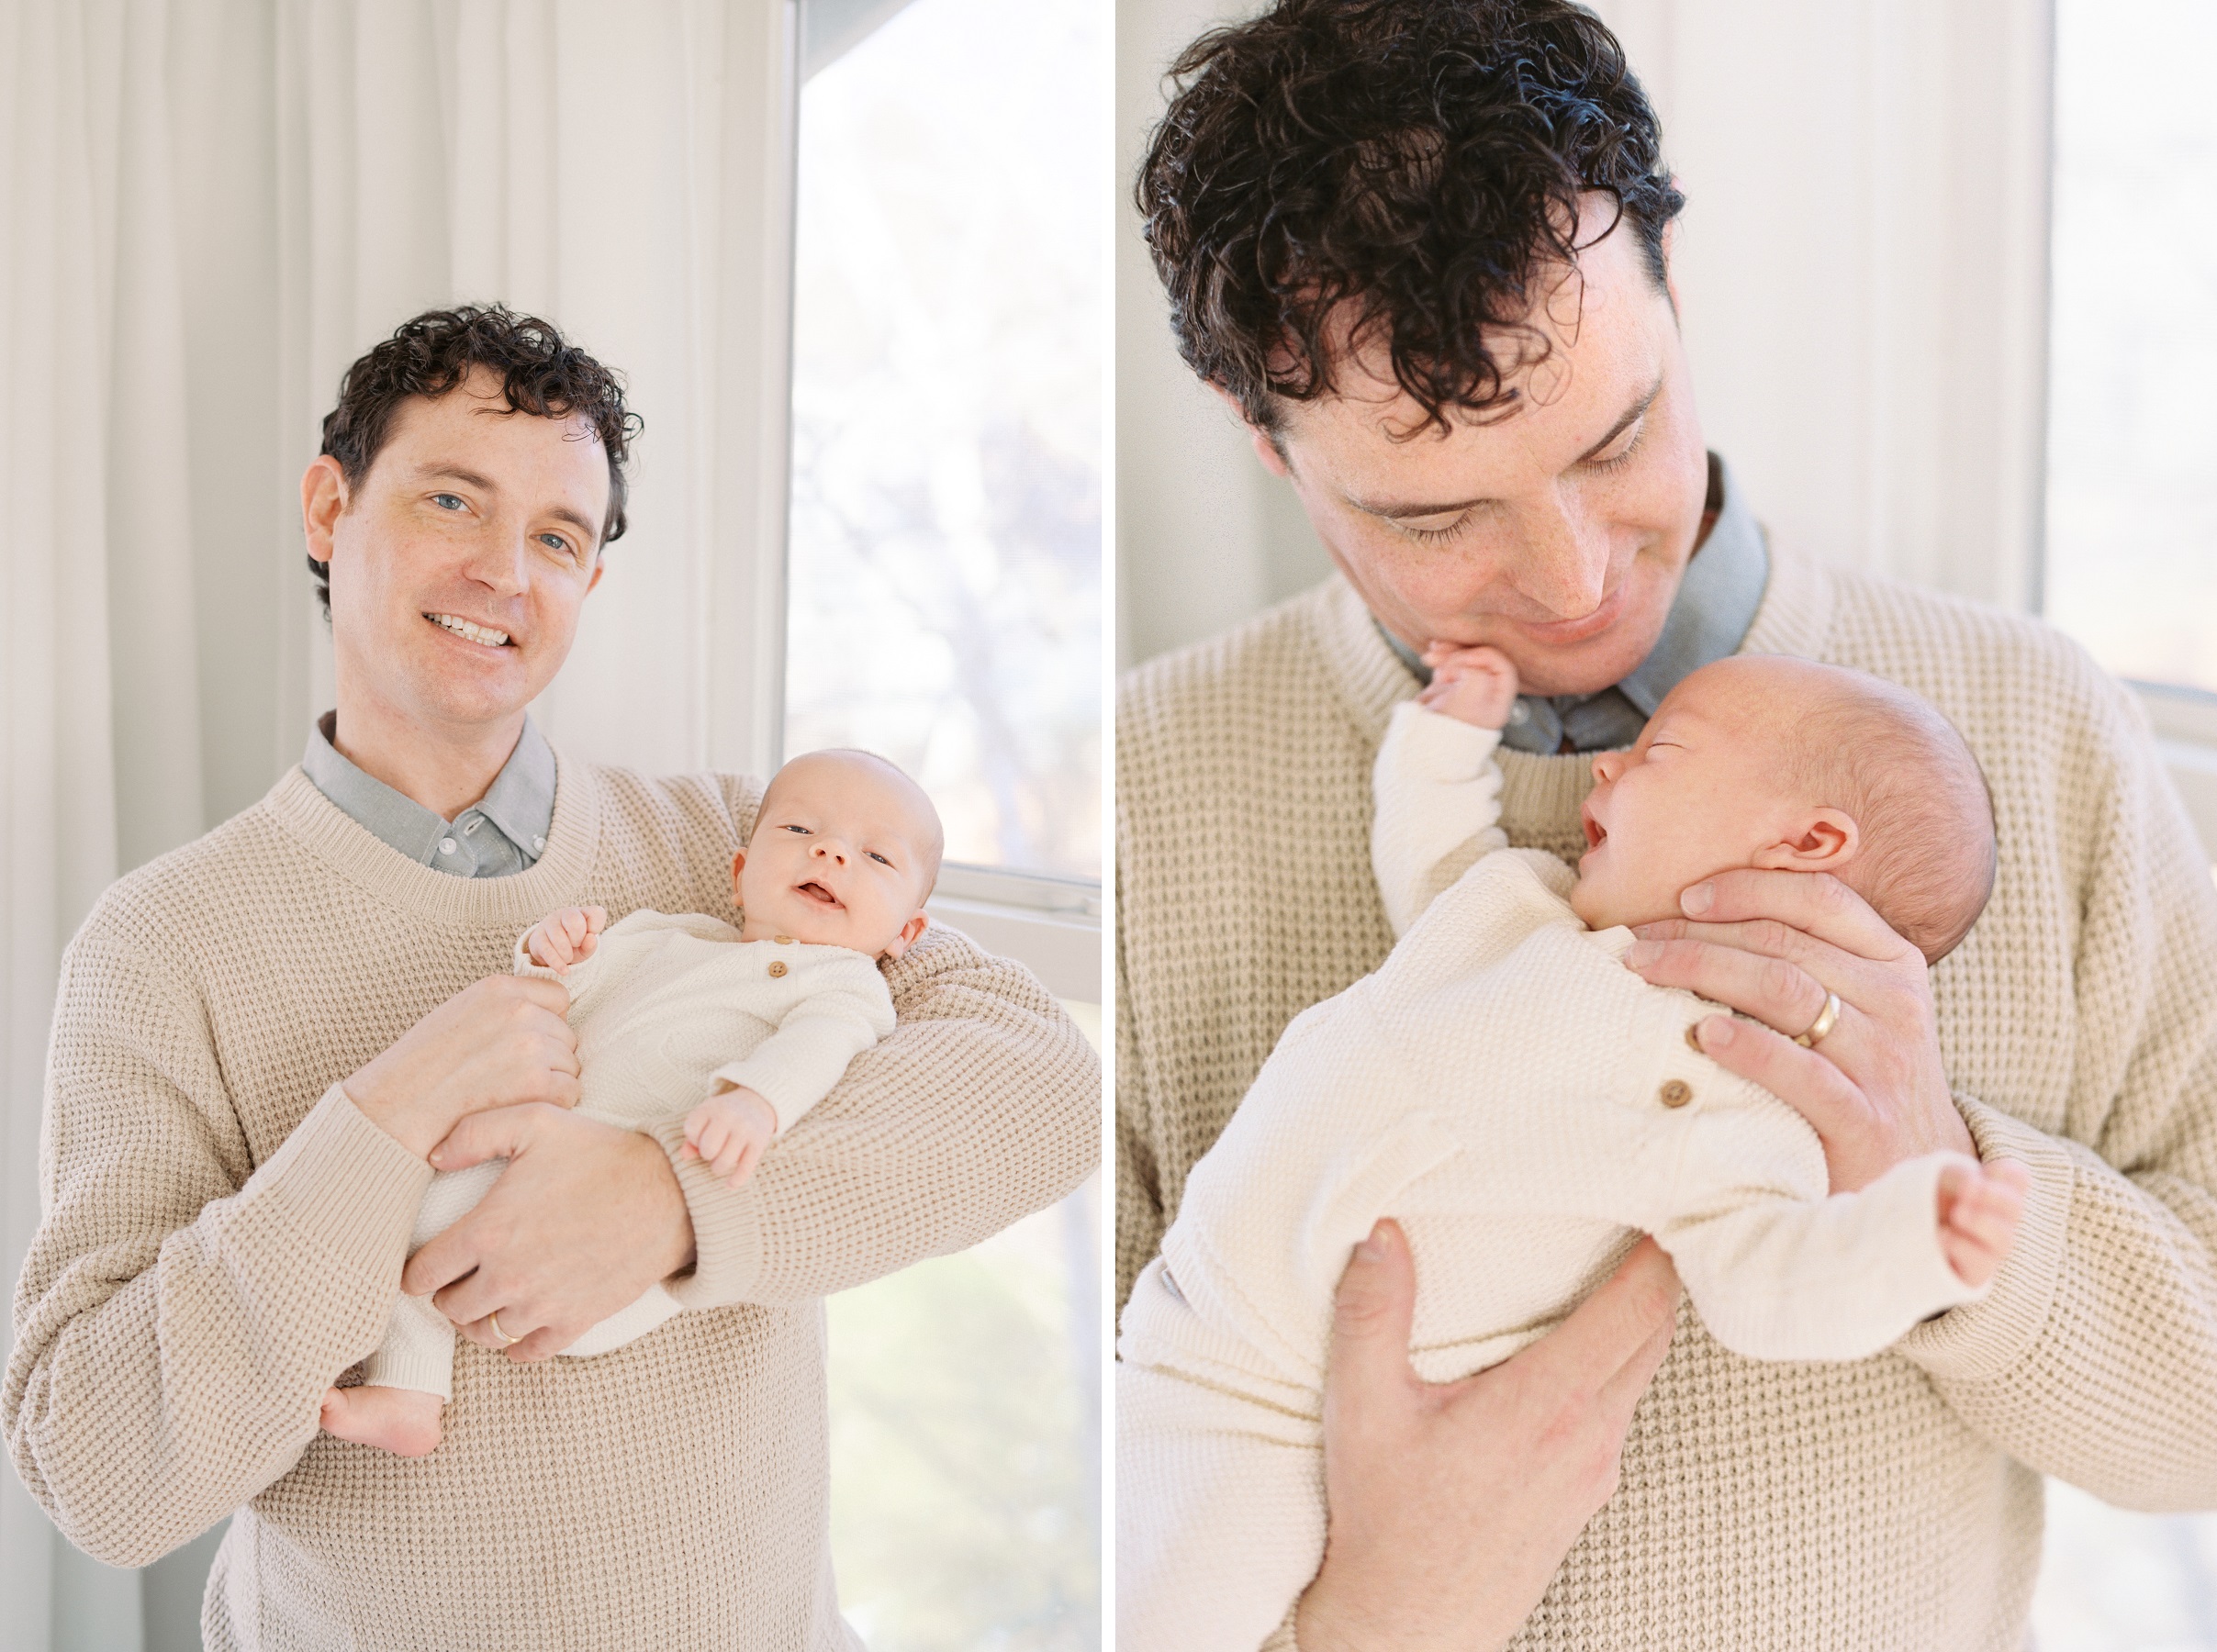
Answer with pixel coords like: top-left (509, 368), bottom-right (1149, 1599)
top-left (6, 1084), bottom-right (429, 1565)
top-left (1898, 1095), bottom-right (2217, 1506)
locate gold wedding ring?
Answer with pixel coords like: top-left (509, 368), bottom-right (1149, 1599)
top-left (1794, 990), bottom-right (1842, 1048)
top-left (487, 1310), bottom-right (521, 1347)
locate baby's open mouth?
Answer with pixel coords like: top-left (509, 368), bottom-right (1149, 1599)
top-left (795, 880), bottom-right (841, 908)
top-left (1582, 810), bottom-right (1607, 852)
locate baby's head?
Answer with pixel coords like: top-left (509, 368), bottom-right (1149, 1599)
top-left (734, 749), bottom-right (944, 959)
top-left (1573, 657), bottom-right (1995, 963)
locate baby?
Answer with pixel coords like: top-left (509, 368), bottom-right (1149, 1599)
top-left (320, 747), bottom-right (943, 1457)
top-left (1116, 650), bottom-right (2031, 1652)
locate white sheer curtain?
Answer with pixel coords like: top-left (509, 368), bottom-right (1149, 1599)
top-left (0, 3), bottom-right (797, 1646)
top-left (1114, 0), bottom-right (2054, 666)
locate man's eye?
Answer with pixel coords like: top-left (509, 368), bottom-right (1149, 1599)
top-left (1395, 514), bottom-right (1472, 547)
top-left (538, 532), bottom-right (572, 554)
top-left (431, 493), bottom-right (465, 511)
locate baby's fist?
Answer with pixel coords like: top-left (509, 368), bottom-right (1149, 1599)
top-left (525, 905), bottom-right (609, 973)
top-left (682, 1086), bottom-right (778, 1191)
top-left (1417, 642), bottom-right (1520, 730)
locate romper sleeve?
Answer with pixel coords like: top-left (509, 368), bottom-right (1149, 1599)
top-left (642, 920), bottom-right (1099, 1311)
top-left (1371, 700), bottom-right (1511, 938)
top-left (707, 954), bottom-right (898, 1133)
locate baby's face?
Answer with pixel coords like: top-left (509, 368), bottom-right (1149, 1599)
top-left (1571, 662), bottom-right (1820, 932)
top-left (735, 753), bottom-right (936, 957)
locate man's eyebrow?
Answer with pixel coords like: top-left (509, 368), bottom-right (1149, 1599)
top-left (414, 463), bottom-right (599, 541)
top-left (1347, 376), bottom-right (1667, 521)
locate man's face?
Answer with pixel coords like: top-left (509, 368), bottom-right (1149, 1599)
top-left (309, 367), bottom-right (610, 736)
top-left (1256, 209), bottom-right (1709, 698)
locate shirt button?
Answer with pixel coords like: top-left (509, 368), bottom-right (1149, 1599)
top-left (773, 935), bottom-right (794, 944)
top-left (767, 960), bottom-right (789, 978)
top-left (1685, 1023), bottom-right (1705, 1054)
top-left (1508, 702), bottom-right (1530, 724)
top-left (533, 836), bottom-right (545, 850)
top-left (1659, 1079), bottom-right (1694, 1109)
top-left (439, 838), bottom-right (457, 855)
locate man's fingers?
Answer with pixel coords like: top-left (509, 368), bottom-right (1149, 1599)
top-left (1625, 936), bottom-right (1837, 1042)
top-left (1691, 1014), bottom-right (1868, 1143)
top-left (401, 1222), bottom-right (480, 1298)
top-left (1323, 1219), bottom-right (1422, 1425)
top-left (1674, 868), bottom-right (1909, 963)
top-left (1522, 1235), bottom-right (1680, 1401)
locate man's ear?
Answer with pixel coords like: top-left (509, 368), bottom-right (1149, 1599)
top-left (1206, 382), bottom-right (1293, 479)
top-left (1752, 809), bottom-right (1859, 873)
top-left (881, 909), bottom-right (930, 961)
top-left (301, 454), bottom-right (349, 565)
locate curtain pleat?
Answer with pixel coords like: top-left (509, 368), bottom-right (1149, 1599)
top-left (1, 3), bottom-right (796, 1645)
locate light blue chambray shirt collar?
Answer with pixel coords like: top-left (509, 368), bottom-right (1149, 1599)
top-left (1379, 452), bottom-right (1769, 754)
top-left (302, 711), bottom-right (556, 876)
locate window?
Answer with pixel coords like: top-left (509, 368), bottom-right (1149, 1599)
top-left (789, 1), bottom-right (1104, 1646)
top-left (2037, 4), bottom-right (2217, 1641)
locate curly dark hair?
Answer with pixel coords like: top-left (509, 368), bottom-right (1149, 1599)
top-left (312, 305), bottom-right (643, 613)
top-left (1136, 0), bottom-right (1685, 438)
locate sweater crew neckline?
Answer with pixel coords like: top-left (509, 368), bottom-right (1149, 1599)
top-left (261, 746), bottom-right (600, 927)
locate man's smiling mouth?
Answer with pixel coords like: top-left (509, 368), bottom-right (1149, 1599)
top-left (427, 612), bottom-right (512, 647)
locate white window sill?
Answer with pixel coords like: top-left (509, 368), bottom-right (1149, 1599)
top-left (925, 863), bottom-right (1101, 1002)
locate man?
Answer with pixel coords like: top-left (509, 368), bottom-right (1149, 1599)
top-left (6, 306), bottom-right (1098, 1648)
top-left (1117, 4), bottom-right (2217, 1648)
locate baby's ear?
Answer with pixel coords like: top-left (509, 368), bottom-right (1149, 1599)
top-left (731, 847), bottom-right (747, 883)
top-left (881, 910), bottom-right (931, 962)
top-left (1753, 808), bottom-right (1859, 873)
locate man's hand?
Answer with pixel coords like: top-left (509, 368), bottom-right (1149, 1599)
top-left (524, 905), bottom-right (609, 973)
top-left (342, 976), bottom-right (580, 1161)
top-left (401, 1105), bottom-right (697, 1360)
top-left (1622, 868), bottom-right (1976, 1192)
top-left (1295, 1222), bottom-right (1679, 1652)
top-left (1417, 642), bottom-right (1520, 731)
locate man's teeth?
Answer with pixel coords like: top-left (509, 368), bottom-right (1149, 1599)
top-left (429, 613), bottom-right (510, 646)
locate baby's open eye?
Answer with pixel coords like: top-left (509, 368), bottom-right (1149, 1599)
top-left (780, 823), bottom-right (809, 834)
top-left (868, 851), bottom-right (893, 866)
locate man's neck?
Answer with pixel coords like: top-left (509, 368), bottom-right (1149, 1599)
top-left (328, 695), bottom-right (525, 823)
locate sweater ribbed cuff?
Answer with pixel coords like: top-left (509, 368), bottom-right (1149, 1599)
top-left (253, 1083), bottom-right (435, 1278)
top-left (643, 1115), bottom-right (766, 1310)
top-left (1893, 1094), bottom-right (2075, 1382)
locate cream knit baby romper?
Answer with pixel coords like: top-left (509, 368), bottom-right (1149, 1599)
top-left (1114, 700), bottom-right (1987, 1652)
top-left (364, 909), bottom-right (896, 1398)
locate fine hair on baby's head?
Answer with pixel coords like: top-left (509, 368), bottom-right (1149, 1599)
top-left (738, 748), bottom-right (945, 958)
top-left (1746, 659), bottom-right (1996, 964)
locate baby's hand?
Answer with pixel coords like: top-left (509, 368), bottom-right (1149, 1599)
top-left (1417, 642), bottom-right (1520, 730)
top-left (681, 1085), bottom-right (778, 1191)
top-left (524, 905), bottom-right (609, 973)
top-left (1935, 1157), bottom-right (2031, 1288)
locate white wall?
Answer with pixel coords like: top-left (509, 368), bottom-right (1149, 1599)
top-left (1115, 0), bottom-right (2055, 667)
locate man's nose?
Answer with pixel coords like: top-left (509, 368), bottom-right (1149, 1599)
top-left (464, 526), bottom-right (531, 597)
top-left (1510, 492), bottom-right (1610, 619)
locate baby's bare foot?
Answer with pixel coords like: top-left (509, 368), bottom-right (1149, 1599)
top-left (320, 1383), bottom-right (445, 1457)
top-left (1936, 1159), bottom-right (2032, 1288)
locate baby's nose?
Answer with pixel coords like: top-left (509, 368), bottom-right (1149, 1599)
top-left (811, 838), bottom-right (848, 863)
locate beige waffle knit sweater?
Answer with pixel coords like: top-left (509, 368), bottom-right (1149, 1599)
top-left (7, 755), bottom-right (1099, 1651)
top-left (1118, 704), bottom-right (1983, 1652)
top-left (1116, 547), bottom-right (2217, 1651)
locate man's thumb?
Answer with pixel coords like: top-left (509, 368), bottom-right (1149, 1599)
top-left (1325, 1219), bottom-right (1419, 1405)
top-left (427, 1105), bottom-right (527, 1172)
